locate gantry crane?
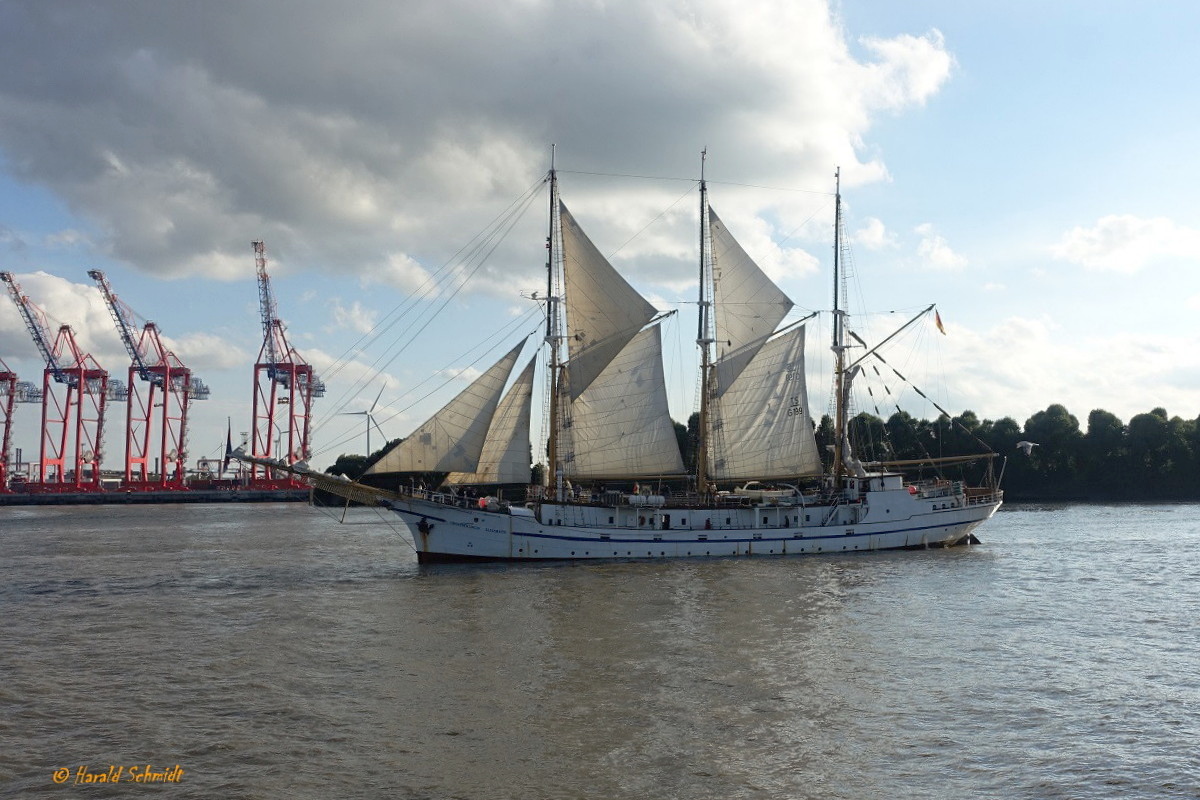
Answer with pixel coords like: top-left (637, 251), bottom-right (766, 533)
top-left (89, 269), bottom-right (211, 489)
top-left (250, 241), bottom-right (324, 486)
top-left (0, 271), bottom-right (124, 492)
top-left (0, 356), bottom-right (43, 492)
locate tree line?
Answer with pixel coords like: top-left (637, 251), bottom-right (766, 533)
top-left (328, 403), bottom-right (1200, 502)
top-left (830, 403), bottom-right (1200, 501)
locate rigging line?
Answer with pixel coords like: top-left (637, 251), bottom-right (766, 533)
top-left (365, 324), bottom-right (538, 440)
top-left (866, 349), bottom-right (994, 455)
top-left (318, 185), bottom-right (544, 417)
top-left (319, 177), bottom-right (545, 386)
top-left (329, 316), bottom-right (543, 452)
top-left (559, 169), bottom-right (835, 196)
top-left (607, 183), bottom-right (696, 260)
top-left (311, 309), bottom-right (542, 453)
top-left (310, 500), bottom-right (419, 554)
top-left (352, 220), bottom-right (540, 406)
top-left (558, 169), bottom-right (695, 184)
top-left (320, 183), bottom-right (543, 409)
top-left (312, 304), bottom-right (541, 447)
top-left (773, 196), bottom-right (835, 250)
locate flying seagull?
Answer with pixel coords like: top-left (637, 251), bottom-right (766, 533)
top-left (1016, 441), bottom-right (1039, 456)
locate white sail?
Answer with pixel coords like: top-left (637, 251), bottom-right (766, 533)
top-left (709, 206), bottom-right (794, 396)
top-left (366, 343), bottom-right (524, 475)
top-left (560, 325), bottom-right (685, 479)
top-left (444, 357), bottom-right (536, 485)
top-left (560, 200), bottom-right (658, 400)
top-left (708, 326), bottom-right (821, 481)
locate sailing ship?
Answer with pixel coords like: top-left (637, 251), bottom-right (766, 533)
top-left (241, 160), bottom-right (1004, 561)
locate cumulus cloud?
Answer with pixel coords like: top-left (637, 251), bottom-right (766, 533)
top-left (328, 299), bottom-right (379, 335)
top-left (854, 217), bottom-right (898, 250)
top-left (0, 271), bottom-right (125, 366)
top-left (0, 0), bottom-right (954, 292)
top-left (1051, 214), bottom-right (1200, 273)
top-left (1, 223), bottom-right (28, 254)
top-left (166, 332), bottom-right (250, 371)
top-left (877, 313), bottom-right (1200, 424)
top-left (914, 222), bottom-right (967, 270)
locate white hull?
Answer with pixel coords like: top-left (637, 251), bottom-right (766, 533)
top-left (386, 475), bottom-right (1002, 562)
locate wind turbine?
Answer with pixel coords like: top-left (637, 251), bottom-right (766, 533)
top-left (343, 384), bottom-right (386, 455)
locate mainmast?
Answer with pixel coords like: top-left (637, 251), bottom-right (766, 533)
top-left (831, 167), bottom-right (848, 483)
top-left (545, 148), bottom-right (564, 497)
top-left (695, 149), bottom-right (713, 493)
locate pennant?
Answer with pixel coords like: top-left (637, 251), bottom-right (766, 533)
top-left (934, 310), bottom-right (946, 335)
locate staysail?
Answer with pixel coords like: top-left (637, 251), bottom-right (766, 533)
top-left (560, 325), bottom-right (685, 479)
top-left (366, 342), bottom-right (524, 475)
top-left (444, 357), bottom-right (536, 485)
top-left (560, 200), bottom-right (658, 400)
top-left (709, 206), bottom-right (794, 396)
top-left (703, 202), bottom-right (820, 482)
top-left (708, 326), bottom-right (821, 480)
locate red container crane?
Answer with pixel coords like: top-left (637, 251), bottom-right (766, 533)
top-left (0, 271), bottom-right (123, 492)
top-left (89, 269), bottom-right (211, 489)
top-left (250, 241), bottom-right (324, 487)
top-left (0, 357), bottom-right (44, 492)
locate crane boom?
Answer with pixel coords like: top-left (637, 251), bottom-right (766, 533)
top-left (0, 271), bottom-right (110, 491)
top-left (253, 240), bottom-right (280, 366)
top-left (88, 269), bottom-right (154, 383)
top-left (0, 271), bottom-right (67, 382)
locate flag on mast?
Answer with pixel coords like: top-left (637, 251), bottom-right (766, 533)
top-left (934, 310), bottom-right (946, 335)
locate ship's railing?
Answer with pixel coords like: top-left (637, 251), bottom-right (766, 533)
top-left (965, 487), bottom-right (1004, 506)
top-left (405, 486), bottom-right (511, 512)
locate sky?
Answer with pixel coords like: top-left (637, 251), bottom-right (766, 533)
top-left (2, 0), bottom-right (1200, 474)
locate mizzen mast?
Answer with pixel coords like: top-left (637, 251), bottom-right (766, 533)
top-left (831, 167), bottom-right (848, 484)
top-left (695, 149), bottom-right (714, 494)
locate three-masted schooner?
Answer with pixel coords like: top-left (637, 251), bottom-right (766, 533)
top-left (241, 161), bottom-right (1003, 562)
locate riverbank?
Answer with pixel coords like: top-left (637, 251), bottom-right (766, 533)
top-left (0, 488), bottom-right (309, 506)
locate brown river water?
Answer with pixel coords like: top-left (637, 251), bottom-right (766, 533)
top-left (2, 502), bottom-right (1198, 799)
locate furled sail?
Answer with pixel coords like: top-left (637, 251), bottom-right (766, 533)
top-left (709, 206), bottom-right (794, 396)
top-left (708, 326), bottom-right (821, 481)
top-left (444, 357), bottom-right (536, 485)
top-left (365, 343), bottom-right (524, 475)
top-left (560, 200), bottom-right (658, 400)
top-left (560, 325), bottom-right (685, 479)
